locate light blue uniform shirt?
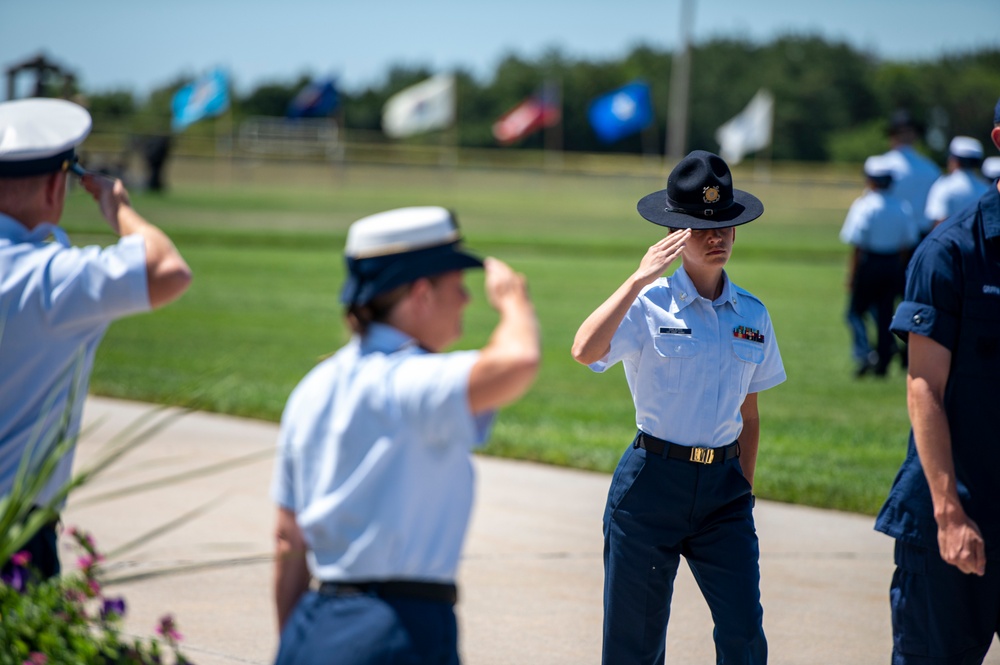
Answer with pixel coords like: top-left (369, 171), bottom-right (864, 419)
top-left (590, 266), bottom-right (786, 448)
top-left (0, 214), bottom-right (149, 504)
top-left (840, 190), bottom-right (919, 253)
top-left (271, 323), bottom-right (495, 584)
top-left (924, 169), bottom-right (990, 224)
top-left (884, 146), bottom-right (942, 235)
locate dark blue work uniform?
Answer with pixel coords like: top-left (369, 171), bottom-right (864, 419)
top-left (875, 182), bottom-right (1000, 664)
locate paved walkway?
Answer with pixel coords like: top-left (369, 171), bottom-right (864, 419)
top-left (61, 397), bottom-right (999, 664)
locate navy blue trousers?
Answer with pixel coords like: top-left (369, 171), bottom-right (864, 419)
top-left (603, 436), bottom-right (766, 665)
top-left (274, 589), bottom-right (459, 665)
top-left (1, 519), bottom-right (60, 581)
top-left (847, 253), bottom-right (905, 372)
top-left (890, 541), bottom-right (1000, 665)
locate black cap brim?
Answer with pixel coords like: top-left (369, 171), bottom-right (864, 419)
top-left (341, 243), bottom-right (483, 306)
top-left (636, 188), bottom-right (764, 229)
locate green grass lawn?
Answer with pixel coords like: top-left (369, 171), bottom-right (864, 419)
top-left (62, 160), bottom-right (909, 515)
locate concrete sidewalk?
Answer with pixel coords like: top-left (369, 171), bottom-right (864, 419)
top-left (61, 397), bottom-right (998, 664)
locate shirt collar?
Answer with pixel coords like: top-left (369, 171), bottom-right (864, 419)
top-left (0, 214), bottom-right (70, 247)
top-left (359, 322), bottom-right (422, 355)
top-left (669, 266), bottom-right (740, 314)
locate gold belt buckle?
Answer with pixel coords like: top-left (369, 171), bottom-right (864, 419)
top-left (690, 447), bottom-right (715, 464)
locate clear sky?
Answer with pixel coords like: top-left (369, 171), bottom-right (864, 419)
top-left (2, 0), bottom-right (998, 99)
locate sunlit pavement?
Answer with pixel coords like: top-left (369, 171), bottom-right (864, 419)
top-left (62, 397), bottom-right (1000, 664)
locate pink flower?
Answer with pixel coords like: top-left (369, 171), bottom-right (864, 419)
top-left (68, 527), bottom-right (97, 553)
top-left (11, 551), bottom-right (31, 567)
top-left (76, 553), bottom-right (105, 571)
top-left (156, 614), bottom-right (183, 643)
top-left (24, 653), bottom-right (47, 665)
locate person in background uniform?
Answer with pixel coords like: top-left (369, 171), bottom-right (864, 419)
top-left (840, 155), bottom-right (920, 377)
top-left (925, 136), bottom-right (989, 228)
top-left (882, 109), bottom-right (941, 240)
top-left (0, 98), bottom-right (192, 580)
top-left (271, 206), bottom-right (540, 665)
top-left (982, 156), bottom-right (1000, 182)
top-left (572, 151), bottom-right (786, 665)
top-left (874, 96), bottom-right (1000, 664)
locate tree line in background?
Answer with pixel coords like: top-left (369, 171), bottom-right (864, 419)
top-left (74, 35), bottom-right (1000, 164)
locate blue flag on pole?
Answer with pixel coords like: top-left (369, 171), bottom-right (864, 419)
top-left (588, 80), bottom-right (653, 143)
top-left (171, 69), bottom-right (230, 132)
top-left (286, 78), bottom-right (340, 119)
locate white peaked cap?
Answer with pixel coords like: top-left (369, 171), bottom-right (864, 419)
top-left (0, 98), bottom-right (92, 177)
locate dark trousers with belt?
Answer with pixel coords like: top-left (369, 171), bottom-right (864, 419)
top-left (274, 582), bottom-right (459, 665)
top-left (603, 433), bottom-right (766, 665)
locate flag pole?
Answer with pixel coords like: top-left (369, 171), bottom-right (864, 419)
top-left (666, 0), bottom-right (694, 166)
top-left (544, 78), bottom-right (564, 171)
top-left (441, 72), bottom-right (459, 169)
top-left (753, 91), bottom-right (775, 183)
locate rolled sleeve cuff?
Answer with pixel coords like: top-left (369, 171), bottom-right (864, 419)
top-left (890, 301), bottom-right (958, 350)
top-left (588, 357), bottom-right (611, 373)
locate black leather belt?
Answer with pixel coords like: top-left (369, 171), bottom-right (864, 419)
top-left (318, 580), bottom-right (458, 605)
top-left (636, 432), bottom-right (740, 465)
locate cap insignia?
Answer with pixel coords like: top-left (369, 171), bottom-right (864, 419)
top-left (703, 186), bottom-right (721, 204)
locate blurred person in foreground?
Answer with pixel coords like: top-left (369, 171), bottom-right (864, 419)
top-left (882, 109), bottom-right (941, 240)
top-left (572, 151), bottom-right (785, 664)
top-left (840, 155), bottom-right (920, 377)
top-left (924, 136), bottom-right (989, 228)
top-left (874, 97), bottom-right (1000, 664)
top-left (271, 206), bottom-right (540, 665)
top-left (0, 98), bottom-right (192, 580)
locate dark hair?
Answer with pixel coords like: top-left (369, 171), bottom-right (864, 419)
top-left (344, 273), bottom-right (451, 335)
top-left (868, 175), bottom-right (893, 191)
top-left (345, 283), bottom-right (412, 335)
top-left (955, 155), bottom-right (984, 171)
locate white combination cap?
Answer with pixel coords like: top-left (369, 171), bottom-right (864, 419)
top-left (983, 156), bottom-right (1000, 180)
top-left (0, 98), bottom-right (92, 177)
top-left (340, 206), bottom-right (483, 306)
top-left (864, 154), bottom-right (895, 179)
top-left (949, 136), bottom-right (983, 160)
top-left (346, 206), bottom-right (461, 259)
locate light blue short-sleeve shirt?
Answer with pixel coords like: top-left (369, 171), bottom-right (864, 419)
top-left (0, 214), bottom-right (149, 504)
top-left (924, 169), bottom-right (990, 224)
top-left (840, 190), bottom-right (919, 253)
top-left (271, 323), bottom-right (495, 583)
top-left (884, 146), bottom-right (941, 234)
top-left (590, 266), bottom-right (786, 448)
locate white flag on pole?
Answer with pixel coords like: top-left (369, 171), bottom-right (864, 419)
top-left (382, 74), bottom-right (456, 138)
top-left (714, 89), bottom-right (774, 165)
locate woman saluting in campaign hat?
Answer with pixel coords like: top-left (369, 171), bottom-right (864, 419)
top-left (573, 150), bottom-right (786, 664)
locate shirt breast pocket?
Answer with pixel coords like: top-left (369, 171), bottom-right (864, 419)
top-left (732, 339), bottom-right (764, 395)
top-left (957, 294), bottom-right (1000, 376)
top-left (651, 335), bottom-right (698, 393)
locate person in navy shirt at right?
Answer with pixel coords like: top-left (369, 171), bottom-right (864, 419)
top-left (875, 96), bottom-right (1000, 664)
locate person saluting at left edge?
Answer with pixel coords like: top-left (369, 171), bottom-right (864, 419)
top-left (573, 150), bottom-right (786, 665)
top-left (0, 98), bottom-right (192, 581)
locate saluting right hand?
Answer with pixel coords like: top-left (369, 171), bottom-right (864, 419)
top-left (483, 257), bottom-right (531, 311)
top-left (80, 173), bottom-right (132, 235)
top-left (633, 229), bottom-right (691, 285)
